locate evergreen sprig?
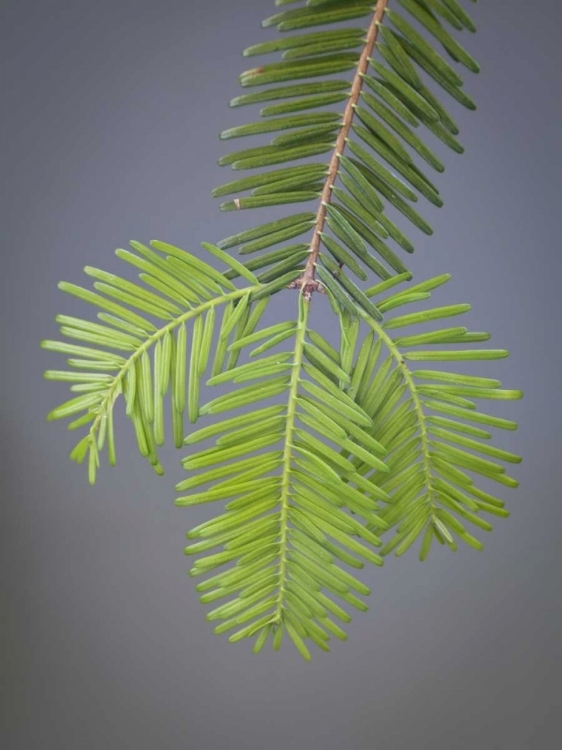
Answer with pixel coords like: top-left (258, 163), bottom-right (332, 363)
top-left (214, 0), bottom-right (480, 294)
top-left (43, 0), bottom-right (522, 659)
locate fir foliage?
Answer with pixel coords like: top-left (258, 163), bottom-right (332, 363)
top-left (43, 0), bottom-right (522, 659)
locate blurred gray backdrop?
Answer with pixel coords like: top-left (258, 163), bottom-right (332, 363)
top-left (2, 1), bottom-right (561, 749)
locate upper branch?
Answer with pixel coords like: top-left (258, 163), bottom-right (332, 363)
top-left (295, 0), bottom-right (389, 299)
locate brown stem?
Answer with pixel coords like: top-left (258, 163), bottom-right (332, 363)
top-left (293, 0), bottom-right (389, 300)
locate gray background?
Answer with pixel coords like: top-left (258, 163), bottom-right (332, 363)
top-left (2, 1), bottom-right (561, 748)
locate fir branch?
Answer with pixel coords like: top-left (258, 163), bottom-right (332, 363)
top-left (296, 1), bottom-right (389, 300)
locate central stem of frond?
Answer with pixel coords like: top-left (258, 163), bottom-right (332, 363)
top-left (365, 315), bottom-right (436, 516)
top-left (273, 296), bottom-right (309, 624)
top-left (293, 0), bottom-right (389, 299)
